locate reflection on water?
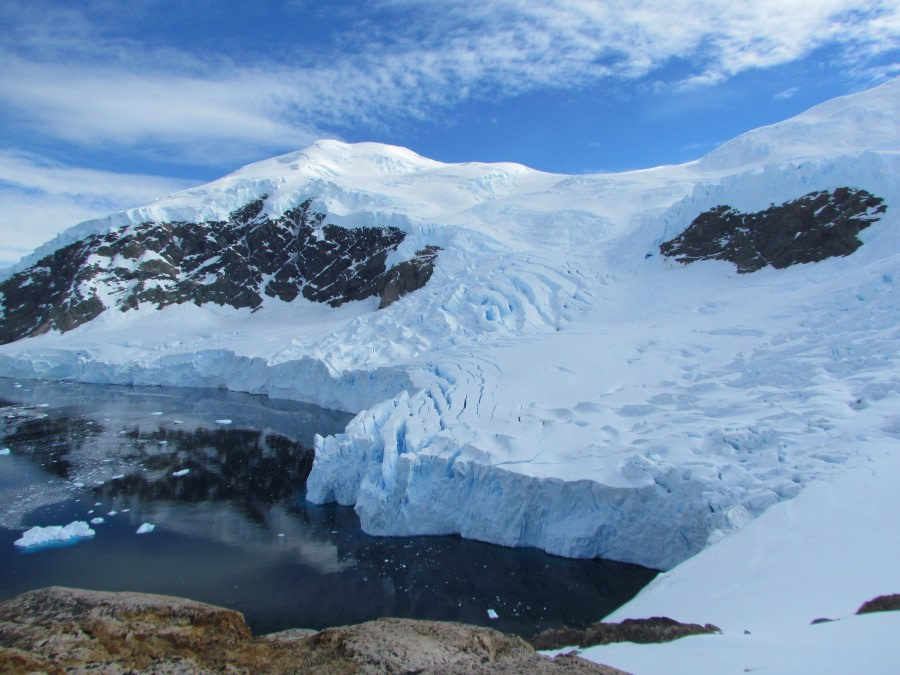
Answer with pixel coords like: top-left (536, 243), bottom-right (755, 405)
top-left (0, 378), bottom-right (656, 637)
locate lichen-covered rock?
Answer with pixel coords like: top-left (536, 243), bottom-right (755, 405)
top-left (0, 197), bottom-right (440, 344)
top-left (0, 586), bottom-right (617, 674)
top-left (660, 187), bottom-right (886, 273)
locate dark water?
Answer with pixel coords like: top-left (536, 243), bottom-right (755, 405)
top-left (0, 378), bottom-right (656, 637)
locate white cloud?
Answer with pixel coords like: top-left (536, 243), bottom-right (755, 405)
top-left (775, 87), bottom-right (800, 100)
top-left (0, 0), bottom-right (896, 169)
top-left (0, 151), bottom-right (196, 266)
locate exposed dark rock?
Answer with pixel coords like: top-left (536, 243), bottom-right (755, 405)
top-left (378, 244), bottom-right (441, 309)
top-left (856, 593), bottom-right (900, 615)
top-left (0, 586), bottom-right (619, 674)
top-left (660, 187), bottom-right (887, 273)
top-left (811, 617), bottom-right (838, 625)
top-left (530, 616), bottom-right (721, 650)
top-left (0, 197), bottom-right (439, 345)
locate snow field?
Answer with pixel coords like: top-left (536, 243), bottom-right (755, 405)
top-left (544, 446), bottom-right (900, 673)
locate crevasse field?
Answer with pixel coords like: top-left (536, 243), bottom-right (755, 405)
top-left (2, 78), bottom-right (899, 672)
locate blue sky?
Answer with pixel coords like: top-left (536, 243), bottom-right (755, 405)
top-left (0, 0), bottom-right (898, 265)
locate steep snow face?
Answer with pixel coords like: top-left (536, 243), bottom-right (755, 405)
top-left (697, 76), bottom-right (900, 172)
top-left (544, 447), bottom-right (900, 673)
top-left (1, 78), bottom-right (899, 570)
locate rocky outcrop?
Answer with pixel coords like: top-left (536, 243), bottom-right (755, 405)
top-left (377, 244), bottom-right (441, 309)
top-left (660, 187), bottom-right (886, 273)
top-left (0, 197), bottom-right (439, 344)
top-left (530, 616), bottom-right (721, 650)
top-left (857, 593), bottom-right (900, 615)
top-left (0, 586), bottom-right (619, 674)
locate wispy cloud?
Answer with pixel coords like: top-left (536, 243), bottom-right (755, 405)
top-left (0, 151), bottom-right (196, 265)
top-left (1, 0), bottom-right (896, 169)
top-left (775, 87), bottom-right (800, 100)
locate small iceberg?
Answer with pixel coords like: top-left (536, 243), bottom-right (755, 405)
top-left (136, 523), bottom-right (155, 534)
top-left (0, 448), bottom-right (10, 456)
top-left (215, 419), bottom-right (232, 425)
top-left (15, 521), bottom-right (95, 549)
top-left (487, 609), bottom-right (499, 620)
top-left (172, 469), bottom-right (190, 477)
top-left (90, 517), bottom-right (105, 525)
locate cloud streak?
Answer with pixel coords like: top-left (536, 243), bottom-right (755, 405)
top-left (0, 151), bottom-right (196, 265)
top-left (1, 0), bottom-right (896, 169)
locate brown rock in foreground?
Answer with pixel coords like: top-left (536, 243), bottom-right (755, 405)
top-left (531, 616), bottom-right (721, 651)
top-left (0, 586), bottom-right (622, 674)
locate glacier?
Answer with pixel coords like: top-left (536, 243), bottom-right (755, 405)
top-left (1, 78), bottom-right (899, 571)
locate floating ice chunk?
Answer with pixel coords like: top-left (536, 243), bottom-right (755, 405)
top-left (172, 468), bottom-right (190, 477)
top-left (136, 523), bottom-right (155, 534)
top-left (487, 609), bottom-right (499, 620)
top-left (15, 521), bottom-right (95, 548)
top-left (173, 420), bottom-right (184, 424)
top-left (112, 474), bottom-right (125, 480)
top-left (13, 383), bottom-right (22, 388)
top-left (0, 448), bottom-right (10, 456)
top-left (277, 533), bottom-right (285, 537)
top-left (108, 510), bottom-right (118, 516)
top-left (215, 419), bottom-right (232, 425)
top-left (90, 517), bottom-right (105, 525)
top-left (151, 411), bottom-right (164, 416)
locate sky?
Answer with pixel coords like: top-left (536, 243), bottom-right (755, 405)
top-left (0, 0), bottom-right (898, 267)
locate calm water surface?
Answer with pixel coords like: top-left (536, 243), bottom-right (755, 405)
top-left (0, 378), bottom-right (656, 637)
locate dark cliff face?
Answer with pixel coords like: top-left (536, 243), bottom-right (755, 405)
top-left (0, 197), bottom-right (439, 345)
top-left (660, 187), bottom-right (887, 273)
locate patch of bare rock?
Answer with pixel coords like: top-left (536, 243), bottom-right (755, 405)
top-left (856, 593), bottom-right (900, 615)
top-left (530, 616), bottom-right (721, 651)
top-left (0, 586), bottom-right (622, 674)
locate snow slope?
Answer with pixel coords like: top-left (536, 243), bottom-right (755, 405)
top-left (1, 78), bottom-right (899, 572)
top-left (543, 445), bottom-right (900, 673)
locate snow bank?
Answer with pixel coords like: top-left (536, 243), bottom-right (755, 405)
top-left (15, 521), bottom-right (96, 548)
top-left (552, 446), bottom-right (900, 673)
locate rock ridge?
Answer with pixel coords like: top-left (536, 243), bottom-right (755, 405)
top-left (0, 197), bottom-right (439, 344)
top-left (0, 586), bottom-right (618, 674)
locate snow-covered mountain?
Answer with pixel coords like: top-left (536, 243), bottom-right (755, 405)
top-left (1, 78), bottom-right (898, 578)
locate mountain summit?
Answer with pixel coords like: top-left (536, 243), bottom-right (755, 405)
top-left (1, 78), bottom-right (898, 572)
